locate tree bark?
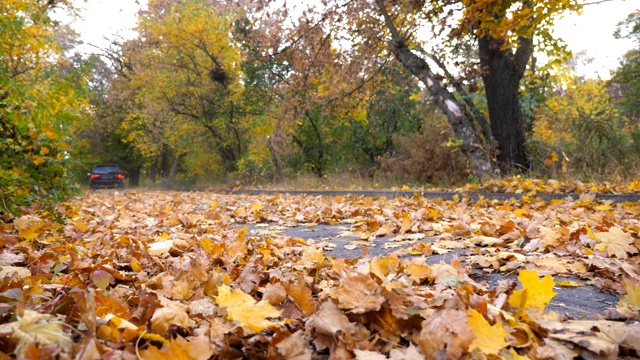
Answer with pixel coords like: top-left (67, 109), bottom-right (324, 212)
top-left (128, 166), bottom-right (141, 187)
top-left (305, 110), bottom-right (324, 177)
top-left (168, 152), bottom-right (187, 180)
top-left (375, 0), bottom-right (495, 178)
top-left (479, 36), bottom-right (531, 172)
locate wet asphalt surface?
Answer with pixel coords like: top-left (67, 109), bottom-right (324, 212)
top-left (246, 223), bottom-right (618, 320)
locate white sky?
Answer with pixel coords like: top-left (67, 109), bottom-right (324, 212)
top-left (69, 0), bottom-right (638, 79)
top-left (553, 0), bottom-right (638, 79)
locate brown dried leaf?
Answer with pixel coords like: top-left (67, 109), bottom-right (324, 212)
top-left (333, 273), bottom-right (385, 313)
top-left (593, 227), bottom-right (638, 259)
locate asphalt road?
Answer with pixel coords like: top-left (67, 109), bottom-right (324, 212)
top-left (234, 189), bottom-right (640, 203)
top-left (246, 223), bottom-right (619, 320)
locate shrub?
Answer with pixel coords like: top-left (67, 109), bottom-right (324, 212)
top-left (377, 121), bottom-right (468, 186)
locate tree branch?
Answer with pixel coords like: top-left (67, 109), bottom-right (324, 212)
top-left (426, 52), bottom-right (492, 140)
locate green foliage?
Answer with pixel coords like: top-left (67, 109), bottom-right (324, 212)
top-left (612, 10), bottom-right (640, 120)
top-left (349, 64), bottom-right (424, 166)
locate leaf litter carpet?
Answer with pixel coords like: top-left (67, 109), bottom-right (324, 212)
top-left (1, 190), bottom-right (639, 359)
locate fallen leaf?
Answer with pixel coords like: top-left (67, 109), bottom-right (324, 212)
top-left (214, 285), bottom-right (285, 332)
top-left (306, 301), bottom-right (355, 337)
top-left (274, 331), bottom-right (312, 360)
top-left (150, 301), bottom-right (190, 334)
top-left (354, 349), bottom-right (387, 360)
top-left (508, 269), bottom-right (557, 313)
top-left (370, 257), bottom-right (390, 280)
top-left (592, 227), bottom-right (637, 259)
top-left (416, 309), bottom-right (474, 359)
top-left (620, 278), bottom-right (640, 311)
top-left (13, 215), bottom-right (44, 241)
top-left (467, 308), bottom-right (509, 355)
top-left (471, 236), bottom-right (504, 246)
top-left (140, 335), bottom-right (214, 360)
top-left (284, 276), bottom-right (316, 316)
top-left (0, 310), bottom-right (72, 355)
top-left (332, 273), bottom-right (385, 313)
top-left (91, 269), bottom-right (115, 290)
top-left (0, 266), bottom-right (31, 278)
top-left (147, 240), bottom-right (173, 256)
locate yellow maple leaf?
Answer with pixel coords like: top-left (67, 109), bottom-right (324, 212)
top-left (370, 257), bottom-right (390, 280)
top-left (299, 246), bottom-right (324, 269)
top-left (214, 285), bottom-right (285, 332)
top-left (399, 212), bottom-right (412, 234)
top-left (467, 309), bottom-right (508, 355)
top-left (13, 215), bottom-right (44, 241)
top-left (592, 227), bottom-right (637, 259)
top-left (508, 269), bottom-right (557, 312)
top-left (74, 220), bottom-right (89, 232)
top-left (620, 279), bottom-right (640, 311)
top-left (284, 276), bottom-right (315, 316)
top-left (0, 310), bottom-right (72, 353)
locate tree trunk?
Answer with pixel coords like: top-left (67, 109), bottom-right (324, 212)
top-left (149, 159), bottom-right (158, 182)
top-left (305, 110), bottom-right (324, 178)
top-left (375, 0), bottom-right (495, 178)
top-left (388, 39), bottom-right (495, 177)
top-left (128, 166), bottom-right (141, 187)
top-left (266, 135), bottom-right (282, 179)
top-left (479, 36), bottom-right (532, 172)
top-left (168, 152), bottom-right (187, 180)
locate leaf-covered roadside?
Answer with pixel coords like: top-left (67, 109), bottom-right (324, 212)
top-left (0, 191), bottom-right (639, 359)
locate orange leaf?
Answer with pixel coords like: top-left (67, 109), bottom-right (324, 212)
top-left (284, 276), bottom-right (315, 316)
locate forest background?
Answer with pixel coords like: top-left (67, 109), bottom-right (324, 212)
top-left (2, 0), bottom-right (640, 214)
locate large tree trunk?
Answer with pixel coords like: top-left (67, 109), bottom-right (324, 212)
top-left (479, 36), bottom-right (532, 172)
top-left (375, 0), bottom-right (494, 178)
top-left (388, 39), bottom-right (495, 177)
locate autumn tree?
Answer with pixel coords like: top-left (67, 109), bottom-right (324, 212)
top-left (131, 0), bottom-right (264, 174)
top-left (352, 0), bottom-right (580, 175)
top-left (243, 2), bottom-right (404, 178)
top-left (1, 0), bottom-right (91, 213)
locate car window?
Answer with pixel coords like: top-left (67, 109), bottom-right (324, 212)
top-left (93, 166), bottom-right (121, 173)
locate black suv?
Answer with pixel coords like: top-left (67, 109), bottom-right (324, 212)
top-left (89, 164), bottom-right (125, 189)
